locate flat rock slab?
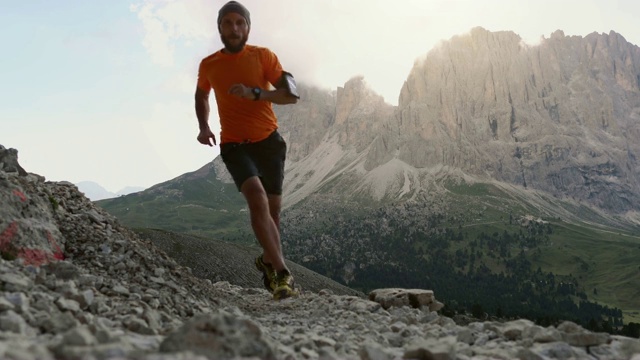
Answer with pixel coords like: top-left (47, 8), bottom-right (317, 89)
top-left (369, 288), bottom-right (444, 312)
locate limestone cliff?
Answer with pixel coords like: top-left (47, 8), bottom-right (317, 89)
top-left (278, 28), bottom-right (640, 213)
top-left (274, 85), bottom-right (336, 162)
top-left (395, 27), bottom-right (640, 211)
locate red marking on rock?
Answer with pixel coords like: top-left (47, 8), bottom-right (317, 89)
top-left (46, 231), bottom-right (65, 260)
top-left (17, 248), bottom-right (54, 267)
top-left (13, 189), bottom-right (27, 202)
top-left (0, 223), bottom-right (64, 265)
top-left (0, 221), bottom-right (19, 248)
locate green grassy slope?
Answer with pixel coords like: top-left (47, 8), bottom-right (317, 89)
top-left (97, 162), bottom-right (252, 242)
top-left (281, 181), bottom-right (640, 326)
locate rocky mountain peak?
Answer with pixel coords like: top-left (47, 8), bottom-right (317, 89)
top-left (331, 76), bottom-right (395, 152)
top-left (271, 28), bottom-right (640, 212)
top-left (550, 29), bottom-right (566, 39)
top-left (0, 144), bottom-right (27, 176)
top-left (335, 76), bottom-right (385, 125)
top-left (392, 28), bottom-right (640, 211)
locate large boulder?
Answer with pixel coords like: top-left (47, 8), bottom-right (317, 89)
top-left (0, 145), bottom-right (65, 265)
top-left (369, 288), bottom-right (444, 312)
top-left (159, 311), bottom-right (276, 359)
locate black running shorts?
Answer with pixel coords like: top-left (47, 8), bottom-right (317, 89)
top-left (220, 130), bottom-right (287, 195)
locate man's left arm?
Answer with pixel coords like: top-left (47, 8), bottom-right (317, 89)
top-left (228, 48), bottom-right (299, 104)
top-left (258, 84), bottom-right (297, 104)
top-left (262, 71), bottom-right (299, 104)
top-left (228, 74), bottom-right (298, 105)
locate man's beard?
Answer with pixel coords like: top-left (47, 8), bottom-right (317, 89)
top-left (221, 33), bottom-right (248, 54)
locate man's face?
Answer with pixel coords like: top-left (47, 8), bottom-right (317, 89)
top-left (219, 12), bottom-right (249, 53)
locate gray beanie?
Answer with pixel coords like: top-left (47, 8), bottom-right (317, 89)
top-left (217, 1), bottom-right (251, 28)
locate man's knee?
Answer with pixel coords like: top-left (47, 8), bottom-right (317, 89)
top-left (241, 177), bottom-right (269, 209)
top-left (241, 176), bottom-right (263, 193)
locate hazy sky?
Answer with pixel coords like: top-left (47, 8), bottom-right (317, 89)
top-left (2, 0), bottom-right (639, 192)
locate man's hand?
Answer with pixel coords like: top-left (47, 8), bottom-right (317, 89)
top-left (228, 83), bottom-right (253, 100)
top-left (197, 127), bottom-right (217, 146)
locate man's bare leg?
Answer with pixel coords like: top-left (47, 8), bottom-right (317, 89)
top-left (267, 193), bottom-right (282, 231)
top-left (263, 193), bottom-right (283, 265)
top-left (241, 176), bottom-right (286, 271)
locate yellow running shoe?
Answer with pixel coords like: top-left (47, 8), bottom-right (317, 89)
top-left (273, 269), bottom-right (298, 300)
top-left (255, 255), bottom-right (277, 293)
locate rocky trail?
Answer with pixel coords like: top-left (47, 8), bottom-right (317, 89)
top-left (1, 144), bottom-right (639, 359)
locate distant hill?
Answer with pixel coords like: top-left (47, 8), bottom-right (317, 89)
top-left (77, 181), bottom-right (145, 201)
top-left (134, 228), bottom-right (362, 297)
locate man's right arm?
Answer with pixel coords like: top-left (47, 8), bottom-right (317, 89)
top-left (195, 87), bottom-right (210, 129)
top-left (195, 87), bottom-right (216, 146)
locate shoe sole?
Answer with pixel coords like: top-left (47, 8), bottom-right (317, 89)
top-left (274, 288), bottom-right (298, 300)
top-left (273, 285), bottom-right (299, 300)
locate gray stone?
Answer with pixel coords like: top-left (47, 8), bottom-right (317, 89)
top-left (72, 289), bottom-right (95, 309)
top-left (55, 297), bottom-right (81, 312)
top-left (0, 145), bottom-right (27, 175)
top-left (159, 312), bottom-right (275, 359)
top-left (527, 341), bottom-right (593, 359)
top-left (126, 317), bottom-right (157, 335)
top-left (562, 331), bottom-right (610, 347)
top-left (0, 296), bottom-right (15, 311)
top-left (55, 280), bottom-right (79, 297)
top-left (311, 334), bottom-right (336, 348)
top-left (0, 273), bottom-right (32, 291)
top-left (56, 342), bottom-right (133, 360)
top-left (610, 336), bottom-right (640, 359)
top-left (457, 328), bottom-right (474, 345)
top-left (62, 326), bottom-right (97, 346)
top-left (112, 284), bottom-right (130, 296)
top-left (0, 310), bottom-right (34, 335)
top-left (534, 327), bottom-right (563, 343)
top-left (3, 343), bottom-right (54, 360)
top-left (45, 261), bottom-right (79, 280)
top-left (41, 312), bottom-right (79, 334)
top-left (369, 288), bottom-right (441, 310)
top-left (5, 292), bottom-right (29, 313)
top-left (404, 336), bottom-right (457, 360)
top-left (501, 319), bottom-right (536, 340)
top-left (359, 342), bottom-right (393, 360)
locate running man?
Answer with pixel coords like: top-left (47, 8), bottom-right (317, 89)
top-left (194, 1), bottom-right (300, 299)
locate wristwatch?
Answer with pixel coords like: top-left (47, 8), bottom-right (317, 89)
top-left (251, 87), bottom-right (262, 101)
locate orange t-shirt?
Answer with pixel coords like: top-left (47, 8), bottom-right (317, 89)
top-left (197, 45), bottom-right (283, 144)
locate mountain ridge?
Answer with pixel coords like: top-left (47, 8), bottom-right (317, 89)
top-left (274, 27), bottom-right (640, 213)
top-left (76, 180), bottom-right (146, 201)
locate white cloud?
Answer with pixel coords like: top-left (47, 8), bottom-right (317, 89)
top-left (156, 1), bottom-right (213, 39)
top-left (130, 0), bottom-right (215, 67)
top-left (131, 2), bottom-right (174, 66)
top-left (131, 0), bottom-right (640, 104)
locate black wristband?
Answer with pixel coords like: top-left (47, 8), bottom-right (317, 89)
top-left (252, 87), bottom-right (262, 101)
